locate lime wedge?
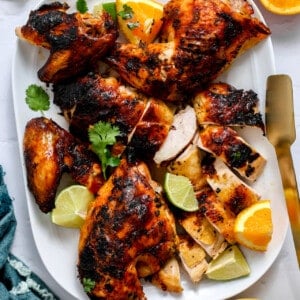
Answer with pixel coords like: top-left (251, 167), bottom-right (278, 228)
top-left (51, 185), bottom-right (95, 228)
top-left (103, 2), bottom-right (117, 21)
top-left (164, 173), bottom-right (198, 212)
top-left (206, 245), bottom-right (250, 280)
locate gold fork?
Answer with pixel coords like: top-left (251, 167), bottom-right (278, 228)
top-left (266, 74), bottom-right (300, 265)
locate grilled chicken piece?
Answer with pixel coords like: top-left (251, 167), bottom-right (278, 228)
top-left (151, 257), bottom-right (183, 293)
top-left (107, 0), bottom-right (270, 101)
top-left (193, 82), bottom-right (265, 131)
top-left (78, 158), bottom-right (177, 299)
top-left (196, 186), bottom-right (237, 244)
top-left (23, 117), bottom-right (104, 213)
top-left (179, 211), bottom-right (227, 257)
top-left (153, 106), bottom-right (197, 164)
top-left (203, 157), bottom-right (260, 214)
top-left (15, 2), bottom-right (117, 83)
top-left (177, 234), bottom-right (208, 283)
top-left (198, 125), bottom-right (266, 182)
top-left (167, 143), bottom-right (207, 191)
top-left (53, 72), bottom-right (174, 157)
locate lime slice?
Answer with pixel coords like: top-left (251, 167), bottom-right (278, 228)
top-left (206, 245), bottom-right (250, 280)
top-left (51, 185), bottom-right (95, 228)
top-left (103, 2), bottom-right (117, 21)
top-left (164, 173), bottom-right (198, 212)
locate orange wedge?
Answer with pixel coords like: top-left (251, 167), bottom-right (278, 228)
top-left (259, 0), bottom-right (300, 15)
top-left (116, 0), bottom-right (164, 44)
top-left (234, 200), bottom-right (273, 251)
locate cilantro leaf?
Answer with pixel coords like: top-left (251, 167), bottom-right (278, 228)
top-left (127, 21), bottom-right (139, 30)
top-left (118, 4), bottom-right (134, 19)
top-left (88, 121), bottom-right (121, 179)
top-left (25, 84), bottom-right (50, 112)
top-left (82, 277), bottom-right (95, 293)
top-left (76, 0), bottom-right (88, 13)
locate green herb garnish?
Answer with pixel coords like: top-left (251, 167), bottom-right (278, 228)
top-left (127, 21), bottom-right (139, 30)
top-left (25, 84), bottom-right (50, 113)
top-left (76, 0), bottom-right (88, 13)
top-left (118, 4), bottom-right (134, 19)
top-left (88, 121), bottom-right (121, 180)
top-left (103, 2), bottom-right (117, 21)
top-left (82, 277), bottom-right (96, 293)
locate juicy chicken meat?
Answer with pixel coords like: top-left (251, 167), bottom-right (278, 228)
top-left (53, 72), bottom-right (174, 157)
top-left (107, 0), bottom-right (271, 101)
top-left (23, 117), bottom-right (104, 213)
top-left (78, 158), bottom-right (177, 299)
top-left (198, 125), bottom-right (266, 181)
top-left (15, 2), bottom-right (117, 83)
top-left (193, 82), bottom-right (265, 131)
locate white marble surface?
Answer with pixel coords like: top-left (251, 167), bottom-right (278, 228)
top-left (1, 0), bottom-right (300, 299)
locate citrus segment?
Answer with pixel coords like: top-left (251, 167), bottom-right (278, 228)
top-left (164, 173), bottom-right (199, 212)
top-left (234, 200), bottom-right (273, 251)
top-left (259, 0), bottom-right (300, 15)
top-left (51, 185), bottom-right (95, 228)
top-left (206, 245), bottom-right (250, 280)
top-left (116, 0), bottom-right (164, 44)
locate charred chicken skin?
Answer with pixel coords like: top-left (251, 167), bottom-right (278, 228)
top-left (53, 72), bottom-right (174, 157)
top-left (15, 2), bottom-right (117, 83)
top-left (107, 0), bottom-right (271, 101)
top-left (78, 158), bottom-right (177, 299)
top-left (23, 117), bottom-right (104, 213)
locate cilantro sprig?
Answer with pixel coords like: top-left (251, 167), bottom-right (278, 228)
top-left (82, 277), bottom-right (95, 293)
top-left (88, 121), bottom-right (121, 180)
top-left (25, 84), bottom-right (50, 113)
top-left (118, 4), bottom-right (134, 19)
top-left (76, 0), bottom-right (88, 13)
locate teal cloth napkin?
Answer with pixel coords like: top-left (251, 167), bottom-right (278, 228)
top-left (0, 165), bottom-right (58, 300)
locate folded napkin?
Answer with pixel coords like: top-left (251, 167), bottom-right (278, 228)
top-left (0, 165), bottom-right (58, 300)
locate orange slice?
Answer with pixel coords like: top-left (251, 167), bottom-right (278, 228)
top-left (259, 0), bottom-right (300, 15)
top-left (234, 200), bottom-right (273, 251)
top-left (116, 0), bottom-right (164, 44)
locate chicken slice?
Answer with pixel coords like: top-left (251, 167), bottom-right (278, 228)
top-left (193, 82), bottom-right (265, 131)
top-left (177, 234), bottom-right (208, 283)
top-left (107, 0), bottom-right (270, 101)
top-left (151, 257), bottom-right (183, 293)
top-left (167, 143), bottom-right (207, 191)
top-left (179, 212), bottom-right (227, 257)
top-left (198, 125), bottom-right (266, 182)
top-left (15, 2), bottom-right (117, 83)
top-left (23, 117), bottom-right (104, 213)
top-left (78, 158), bottom-right (177, 299)
top-left (202, 156), bottom-right (260, 215)
top-left (153, 105), bottom-right (197, 165)
top-left (196, 186), bottom-right (238, 244)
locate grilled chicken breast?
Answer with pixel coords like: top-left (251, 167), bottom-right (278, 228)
top-left (53, 72), bottom-right (174, 158)
top-left (78, 158), bottom-right (177, 299)
top-left (198, 125), bottom-right (266, 181)
top-left (107, 0), bottom-right (270, 101)
top-left (193, 82), bottom-right (265, 131)
top-left (23, 117), bottom-right (104, 213)
top-left (16, 2), bottom-right (117, 83)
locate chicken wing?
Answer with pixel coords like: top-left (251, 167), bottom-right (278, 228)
top-left (23, 117), bottom-right (104, 213)
top-left (78, 158), bottom-right (177, 299)
top-left (15, 2), bottom-right (117, 83)
top-left (107, 0), bottom-right (270, 101)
